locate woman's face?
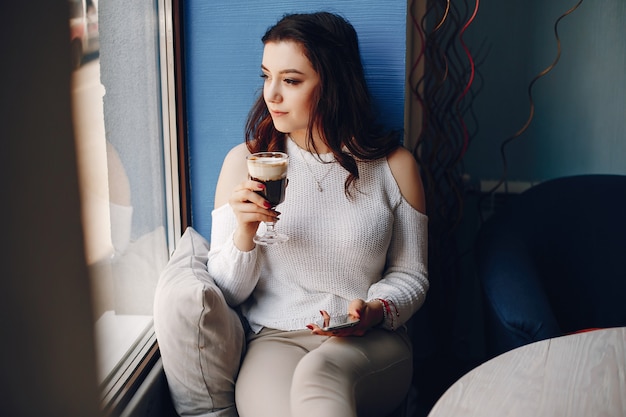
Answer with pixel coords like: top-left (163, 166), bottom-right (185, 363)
top-left (261, 41), bottom-right (320, 143)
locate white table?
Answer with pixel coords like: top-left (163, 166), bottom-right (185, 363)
top-left (428, 327), bottom-right (626, 417)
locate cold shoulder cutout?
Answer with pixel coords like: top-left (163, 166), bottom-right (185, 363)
top-left (386, 146), bottom-right (426, 214)
top-left (214, 143), bottom-right (251, 209)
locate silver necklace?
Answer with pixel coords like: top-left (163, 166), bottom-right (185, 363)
top-left (295, 143), bottom-right (336, 192)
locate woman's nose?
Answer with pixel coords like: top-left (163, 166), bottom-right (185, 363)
top-left (265, 81), bottom-right (282, 103)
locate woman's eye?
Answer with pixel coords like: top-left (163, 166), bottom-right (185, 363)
top-left (284, 78), bottom-right (301, 85)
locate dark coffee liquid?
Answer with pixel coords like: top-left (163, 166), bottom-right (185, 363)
top-left (251, 177), bottom-right (287, 207)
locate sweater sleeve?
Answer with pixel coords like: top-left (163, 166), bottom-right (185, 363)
top-left (367, 199), bottom-right (429, 330)
top-left (207, 204), bottom-right (261, 306)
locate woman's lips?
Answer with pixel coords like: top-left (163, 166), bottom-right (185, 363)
top-left (270, 109), bottom-right (287, 117)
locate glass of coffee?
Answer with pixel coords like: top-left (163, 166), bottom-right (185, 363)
top-left (246, 152), bottom-right (289, 245)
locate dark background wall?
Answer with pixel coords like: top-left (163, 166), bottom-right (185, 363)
top-left (463, 0), bottom-right (626, 185)
top-left (430, 0), bottom-right (626, 409)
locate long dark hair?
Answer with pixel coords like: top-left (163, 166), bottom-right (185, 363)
top-left (245, 12), bottom-right (400, 194)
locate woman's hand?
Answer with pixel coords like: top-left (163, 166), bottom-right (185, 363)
top-left (213, 144), bottom-right (280, 251)
top-left (229, 179), bottom-right (279, 251)
top-left (306, 299), bottom-right (384, 337)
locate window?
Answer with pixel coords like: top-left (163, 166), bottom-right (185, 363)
top-left (70, 0), bottom-right (183, 412)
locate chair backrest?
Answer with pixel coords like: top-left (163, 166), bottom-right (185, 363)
top-left (477, 174), bottom-right (626, 357)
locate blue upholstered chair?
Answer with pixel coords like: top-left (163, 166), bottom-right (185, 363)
top-left (476, 174), bottom-right (626, 359)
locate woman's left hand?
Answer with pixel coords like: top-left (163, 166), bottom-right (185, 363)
top-left (306, 299), bottom-right (384, 337)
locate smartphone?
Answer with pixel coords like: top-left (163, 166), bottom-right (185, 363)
top-left (321, 314), bottom-right (360, 331)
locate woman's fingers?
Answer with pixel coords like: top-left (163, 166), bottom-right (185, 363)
top-left (229, 180), bottom-right (278, 224)
top-left (306, 309), bottom-right (367, 337)
top-left (320, 310), bottom-right (331, 328)
top-left (231, 180), bottom-right (265, 204)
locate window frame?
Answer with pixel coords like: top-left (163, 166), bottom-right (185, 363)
top-left (97, 0), bottom-right (189, 414)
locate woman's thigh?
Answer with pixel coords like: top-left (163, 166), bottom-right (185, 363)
top-left (235, 329), bottom-right (326, 417)
top-left (236, 328), bottom-right (412, 417)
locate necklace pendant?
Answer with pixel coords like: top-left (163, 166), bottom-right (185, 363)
top-left (316, 182), bottom-right (323, 192)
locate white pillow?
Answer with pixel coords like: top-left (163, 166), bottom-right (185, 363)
top-left (154, 227), bottom-right (244, 416)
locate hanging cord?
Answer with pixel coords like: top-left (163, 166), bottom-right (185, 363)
top-left (410, 0), bottom-right (485, 292)
top-left (456, 0), bottom-right (479, 159)
top-left (479, 0), bottom-right (585, 222)
top-left (413, 0), bottom-right (484, 233)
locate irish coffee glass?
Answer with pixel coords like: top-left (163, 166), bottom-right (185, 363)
top-left (246, 152), bottom-right (289, 245)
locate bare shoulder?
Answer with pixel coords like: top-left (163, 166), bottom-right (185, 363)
top-left (214, 143), bottom-right (250, 209)
top-left (223, 143), bottom-right (251, 167)
top-left (386, 146), bottom-right (426, 213)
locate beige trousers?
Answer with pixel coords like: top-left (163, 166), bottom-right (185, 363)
top-left (235, 327), bottom-right (412, 417)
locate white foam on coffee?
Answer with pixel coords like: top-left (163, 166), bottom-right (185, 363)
top-left (247, 156), bottom-right (288, 181)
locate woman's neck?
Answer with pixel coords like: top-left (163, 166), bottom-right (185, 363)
top-left (288, 132), bottom-right (331, 154)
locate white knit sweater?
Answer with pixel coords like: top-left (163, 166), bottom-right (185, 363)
top-left (208, 138), bottom-right (429, 333)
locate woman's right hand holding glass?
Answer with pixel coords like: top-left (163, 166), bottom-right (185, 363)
top-left (228, 179), bottom-right (279, 251)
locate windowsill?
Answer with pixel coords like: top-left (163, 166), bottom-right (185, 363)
top-left (95, 310), bottom-right (153, 384)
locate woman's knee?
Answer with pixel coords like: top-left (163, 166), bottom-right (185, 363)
top-left (290, 349), bottom-right (356, 416)
top-left (292, 347), bottom-right (348, 388)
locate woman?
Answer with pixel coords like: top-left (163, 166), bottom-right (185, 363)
top-left (208, 12), bottom-right (429, 417)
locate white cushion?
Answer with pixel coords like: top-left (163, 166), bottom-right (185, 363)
top-left (154, 227), bottom-right (244, 416)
